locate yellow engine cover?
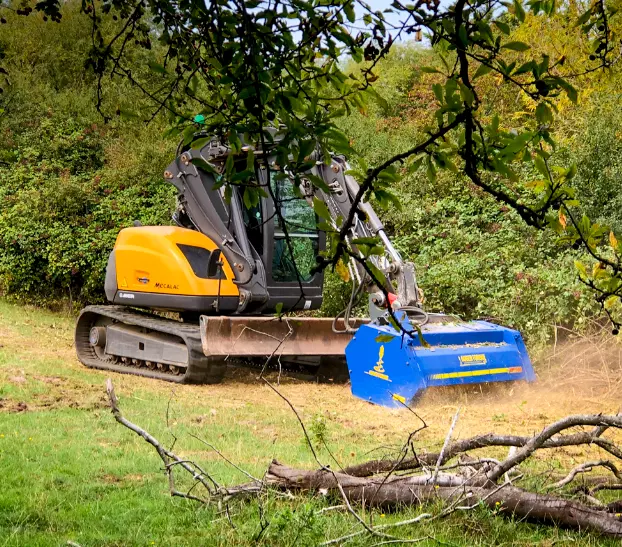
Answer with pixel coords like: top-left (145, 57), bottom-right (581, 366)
top-left (113, 226), bottom-right (239, 297)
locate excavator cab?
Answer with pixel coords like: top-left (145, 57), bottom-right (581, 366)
top-left (102, 138), bottom-right (327, 316)
top-left (239, 169), bottom-right (326, 312)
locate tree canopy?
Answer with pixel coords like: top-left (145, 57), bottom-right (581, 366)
top-left (2, 0), bottom-right (622, 330)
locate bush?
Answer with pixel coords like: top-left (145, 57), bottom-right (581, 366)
top-left (0, 115), bottom-right (175, 305)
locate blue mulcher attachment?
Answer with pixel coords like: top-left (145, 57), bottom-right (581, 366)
top-left (345, 313), bottom-right (535, 408)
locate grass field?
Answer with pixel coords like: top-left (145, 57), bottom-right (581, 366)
top-left (1, 298), bottom-right (621, 546)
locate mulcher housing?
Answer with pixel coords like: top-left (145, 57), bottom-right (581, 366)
top-left (346, 314), bottom-right (536, 408)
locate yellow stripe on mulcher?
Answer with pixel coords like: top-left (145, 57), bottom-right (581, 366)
top-left (431, 366), bottom-right (523, 380)
top-left (366, 370), bottom-right (391, 381)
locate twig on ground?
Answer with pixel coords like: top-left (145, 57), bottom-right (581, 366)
top-left (261, 376), bottom-right (324, 468)
top-left (189, 433), bottom-right (260, 483)
top-left (321, 513), bottom-right (434, 546)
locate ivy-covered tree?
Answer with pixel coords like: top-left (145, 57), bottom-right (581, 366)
top-left (2, 0), bottom-right (621, 328)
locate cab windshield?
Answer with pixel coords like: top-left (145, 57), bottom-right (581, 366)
top-left (270, 173), bottom-right (319, 283)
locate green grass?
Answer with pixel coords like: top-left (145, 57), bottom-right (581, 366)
top-left (0, 299), bottom-right (618, 546)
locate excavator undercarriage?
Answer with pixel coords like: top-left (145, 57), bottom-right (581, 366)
top-left (76, 305), bottom-right (362, 383)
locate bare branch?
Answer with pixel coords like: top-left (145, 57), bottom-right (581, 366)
top-left (549, 460), bottom-right (622, 490)
top-left (431, 408), bottom-right (460, 484)
top-left (488, 415), bottom-right (622, 483)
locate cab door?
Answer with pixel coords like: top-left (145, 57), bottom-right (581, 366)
top-left (261, 170), bottom-right (325, 312)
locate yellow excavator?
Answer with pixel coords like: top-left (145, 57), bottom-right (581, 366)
top-left (75, 129), bottom-right (535, 407)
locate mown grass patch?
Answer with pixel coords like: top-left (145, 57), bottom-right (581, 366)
top-left (0, 298), bottom-right (620, 546)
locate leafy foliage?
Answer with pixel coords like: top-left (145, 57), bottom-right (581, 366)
top-left (0, 116), bottom-right (174, 304)
top-left (0, 3), bottom-right (175, 305)
top-left (2, 0), bottom-right (622, 340)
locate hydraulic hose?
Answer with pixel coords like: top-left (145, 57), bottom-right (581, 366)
top-left (332, 280), bottom-right (363, 334)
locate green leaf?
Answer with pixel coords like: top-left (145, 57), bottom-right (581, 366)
top-left (503, 132), bottom-right (533, 155)
top-left (231, 169), bottom-right (255, 182)
top-left (189, 157), bottom-right (217, 174)
top-left (367, 262), bottom-right (387, 288)
top-left (415, 326), bottom-right (431, 348)
top-left (275, 302), bottom-right (283, 317)
top-left (307, 173), bottom-right (332, 193)
top-left (493, 20), bottom-right (511, 35)
top-left (148, 61), bottom-right (167, 74)
top-left (534, 156), bottom-right (549, 178)
top-left (344, 1), bottom-right (356, 23)
top-left (459, 82), bottom-right (475, 106)
top-left (243, 187), bottom-right (252, 209)
top-left (502, 41), bottom-right (530, 52)
top-left (377, 165), bottom-right (400, 182)
top-left (513, 0), bottom-right (526, 22)
top-left (182, 125), bottom-right (196, 146)
top-left (297, 140), bottom-right (315, 162)
top-left (246, 148), bottom-right (255, 172)
top-left (407, 157), bottom-right (424, 174)
top-left (426, 158), bottom-right (437, 182)
top-left (513, 61), bottom-right (536, 76)
top-left (224, 151), bottom-right (234, 179)
top-left (312, 196), bottom-right (331, 221)
top-left (191, 136), bottom-right (211, 150)
top-left (553, 77), bottom-right (578, 104)
top-left (473, 63), bottom-right (492, 79)
top-left (432, 83), bottom-right (443, 103)
top-left (374, 189), bottom-right (402, 210)
top-left (375, 334), bottom-right (396, 343)
top-left (367, 87), bottom-right (389, 111)
top-left (458, 25), bottom-right (468, 46)
top-left (420, 66), bottom-right (442, 74)
top-left (535, 102), bottom-right (553, 124)
top-left (576, 8), bottom-right (592, 26)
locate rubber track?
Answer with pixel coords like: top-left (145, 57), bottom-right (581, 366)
top-left (75, 305), bottom-right (226, 384)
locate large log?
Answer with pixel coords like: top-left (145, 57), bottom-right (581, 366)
top-left (266, 461), bottom-right (622, 537)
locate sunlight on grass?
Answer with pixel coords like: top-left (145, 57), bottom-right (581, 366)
top-left (0, 298), bottom-right (620, 546)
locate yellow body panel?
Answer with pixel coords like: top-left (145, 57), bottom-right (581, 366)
top-left (114, 226), bottom-right (239, 297)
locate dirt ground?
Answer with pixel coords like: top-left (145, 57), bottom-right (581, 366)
top-left (2, 304), bottom-right (622, 462)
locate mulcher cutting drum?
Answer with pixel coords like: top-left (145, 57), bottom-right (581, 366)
top-left (345, 314), bottom-right (536, 408)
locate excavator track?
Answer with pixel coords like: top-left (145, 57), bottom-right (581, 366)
top-left (75, 305), bottom-right (226, 384)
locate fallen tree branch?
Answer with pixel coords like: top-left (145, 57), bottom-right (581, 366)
top-left (343, 426), bottom-right (621, 478)
top-left (105, 379), bottom-right (261, 502)
top-left (104, 380), bottom-right (622, 540)
top-left (265, 462), bottom-right (622, 536)
top-left (549, 460), bottom-right (622, 490)
top-left (487, 415), bottom-right (622, 482)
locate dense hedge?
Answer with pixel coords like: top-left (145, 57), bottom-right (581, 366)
top-left (0, 117), bottom-right (175, 304)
